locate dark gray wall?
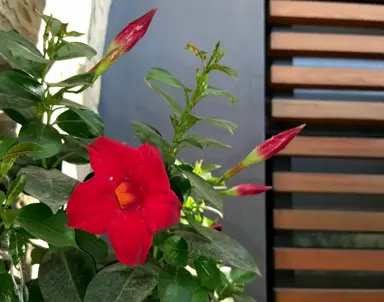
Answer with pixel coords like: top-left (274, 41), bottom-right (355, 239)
top-left (100, 0), bottom-right (267, 299)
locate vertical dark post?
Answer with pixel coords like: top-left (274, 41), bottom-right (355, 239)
top-left (100, 0), bottom-right (267, 300)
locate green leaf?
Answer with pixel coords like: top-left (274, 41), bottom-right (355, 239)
top-left (19, 166), bottom-right (79, 213)
top-left (66, 31), bottom-right (85, 37)
top-left (6, 230), bottom-right (26, 264)
top-left (27, 279), bottom-right (45, 302)
top-left (59, 136), bottom-right (91, 164)
top-left (233, 293), bottom-right (257, 302)
top-left (3, 142), bottom-right (47, 160)
top-left (3, 107), bottom-right (36, 125)
top-left (84, 262), bottom-right (158, 302)
top-left (8, 42), bottom-right (50, 64)
top-left (161, 235), bottom-right (188, 266)
top-left (194, 256), bottom-right (221, 289)
top-left (186, 218), bottom-right (214, 241)
top-left (191, 286), bottom-right (209, 302)
top-left (202, 164), bottom-right (221, 172)
top-left (39, 247), bottom-right (96, 302)
top-left (56, 109), bottom-right (104, 138)
top-left (19, 120), bottom-right (62, 160)
top-left (132, 122), bottom-right (172, 162)
top-left (0, 94), bottom-right (36, 111)
top-left (147, 68), bottom-right (190, 91)
top-left (176, 226), bottom-right (260, 274)
top-left (59, 98), bottom-right (88, 110)
top-left (0, 273), bottom-right (18, 302)
top-left (211, 64), bottom-right (238, 80)
top-left (145, 78), bottom-right (183, 115)
top-left (190, 115), bottom-right (237, 135)
top-left (0, 190), bottom-right (5, 203)
top-left (170, 176), bottom-right (191, 203)
top-left (16, 203), bottom-right (77, 247)
top-left (182, 135), bottom-right (203, 149)
top-left (0, 136), bottom-right (17, 157)
top-left (0, 70), bottom-right (44, 102)
top-left (76, 230), bottom-right (108, 264)
top-left (41, 14), bottom-right (63, 36)
top-left (48, 72), bottom-right (95, 88)
top-left (0, 261), bottom-right (5, 274)
top-left (182, 170), bottom-right (223, 212)
top-left (54, 41), bottom-right (97, 60)
top-left (158, 265), bottom-right (196, 302)
top-left (203, 86), bottom-right (237, 104)
top-left (31, 245), bottom-right (48, 265)
top-left (230, 268), bottom-right (257, 284)
top-left (184, 134), bottom-right (231, 149)
top-left (6, 174), bottom-right (26, 206)
top-left (1, 209), bottom-right (17, 228)
top-left (0, 31), bottom-right (45, 77)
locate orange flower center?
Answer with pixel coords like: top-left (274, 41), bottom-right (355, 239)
top-left (115, 181), bottom-right (136, 209)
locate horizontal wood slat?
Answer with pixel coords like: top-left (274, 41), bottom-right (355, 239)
top-left (272, 100), bottom-right (384, 124)
top-left (279, 136), bottom-right (384, 158)
top-left (275, 289), bottom-right (384, 302)
top-left (273, 172), bottom-right (384, 194)
top-left (271, 66), bottom-right (384, 90)
top-left (275, 248), bottom-right (384, 271)
top-left (274, 209), bottom-right (384, 232)
top-left (270, 32), bottom-right (384, 59)
top-left (270, 1), bottom-right (384, 28)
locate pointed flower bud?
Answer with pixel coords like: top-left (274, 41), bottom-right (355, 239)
top-left (222, 125), bottom-right (304, 180)
top-left (211, 223), bottom-right (223, 232)
top-left (221, 184), bottom-right (271, 197)
top-left (91, 8), bottom-right (157, 78)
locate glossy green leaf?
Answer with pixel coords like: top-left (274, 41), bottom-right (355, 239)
top-left (182, 135), bottom-right (203, 149)
top-left (31, 245), bottom-right (48, 265)
top-left (19, 166), bottom-right (79, 213)
top-left (19, 120), bottom-right (62, 160)
top-left (59, 98), bottom-right (88, 109)
top-left (27, 279), bottom-right (45, 302)
top-left (0, 136), bottom-right (17, 157)
top-left (202, 164), bottom-right (221, 172)
top-left (145, 78), bottom-right (183, 115)
top-left (56, 108), bottom-right (104, 138)
top-left (6, 230), bottom-right (26, 264)
top-left (59, 136), bottom-right (91, 164)
top-left (8, 42), bottom-right (49, 64)
top-left (0, 273), bottom-right (18, 302)
top-left (191, 286), bottom-right (209, 302)
top-left (211, 64), bottom-right (238, 79)
top-left (39, 247), bottom-right (96, 302)
top-left (158, 265), bottom-right (196, 302)
top-left (0, 94), bottom-right (36, 111)
top-left (16, 203), bottom-right (77, 247)
top-left (0, 190), bottom-right (5, 203)
top-left (3, 107), bottom-right (36, 125)
top-left (182, 170), bottom-right (223, 212)
top-left (0, 261), bottom-right (5, 274)
top-left (184, 134), bottom-right (231, 149)
top-left (48, 72), bottom-right (95, 88)
top-left (229, 267), bottom-right (257, 285)
top-left (170, 176), bottom-right (191, 203)
top-left (84, 262), bottom-right (158, 302)
top-left (76, 230), bottom-right (108, 264)
top-left (66, 31), bottom-right (85, 37)
top-left (162, 235), bottom-right (188, 266)
top-left (147, 68), bottom-right (190, 91)
top-left (54, 41), bottom-right (97, 60)
top-left (0, 70), bottom-right (44, 102)
top-left (194, 256), bottom-right (221, 289)
top-left (1, 209), bottom-right (17, 228)
top-left (41, 14), bottom-right (63, 36)
top-left (202, 86), bottom-right (237, 104)
top-left (186, 218), bottom-right (214, 241)
top-left (190, 114), bottom-right (237, 135)
top-left (3, 142), bottom-right (47, 160)
top-left (6, 174), bottom-right (26, 207)
top-left (233, 293), bottom-right (257, 302)
top-left (0, 31), bottom-right (45, 77)
top-left (176, 226), bottom-right (260, 274)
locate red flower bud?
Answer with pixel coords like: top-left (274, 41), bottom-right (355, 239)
top-left (211, 223), bottom-right (223, 232)
top-left (222, 125), bottom-right (304, 180)
top-left (91, 8), bottom-right (157, 78)
top-left (221, 184), bottom-right (271, 197)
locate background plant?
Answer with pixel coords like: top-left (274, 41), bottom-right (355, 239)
top-left (0, 10), bottom-right (301, 302)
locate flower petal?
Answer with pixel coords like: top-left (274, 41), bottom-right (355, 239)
top-left (66, 176), bottom-right (118, 234)
top-left (141, 190), bottom-right (181, 234)
top-left (137, 143), bottom-right (170, 192)
top-left (87, 136), bottom-right (142, 182)
top-left (107, 211), bottom-right (153, 266)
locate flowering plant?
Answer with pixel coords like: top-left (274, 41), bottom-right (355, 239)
top-left (0, 8), bottom-right (302, 302)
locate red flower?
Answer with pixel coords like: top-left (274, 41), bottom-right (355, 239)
top-left (91, 8), bottom-right (157, 78)
top-left (211, 223), bottom-right (223, 232)
top-left (221, 184), bottom-right (271, 196)
top-left (66, 137), bottom-right (181, 266)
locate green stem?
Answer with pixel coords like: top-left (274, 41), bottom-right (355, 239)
top-left (41, 159), bottom-right (48, 169)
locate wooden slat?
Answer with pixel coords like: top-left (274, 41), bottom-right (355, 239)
top-left (279, 136), bottom-right (384, 158)
top-left (273, 172), bottom-right (384, 194)
top-left (270, 1), bottom-right (384, 28)
top-left (274, 209), bottom-right (384, 232)
top-left (272, 100), bottom-right (384, 124)
top-left (271, 66), bottom-right (384, 90)
top-left (275, 289), bottom-right (384, 302)
top-left (270, 32), bottom-right (384, 59)
top-left (275, 248), bottom-right (384, 271)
